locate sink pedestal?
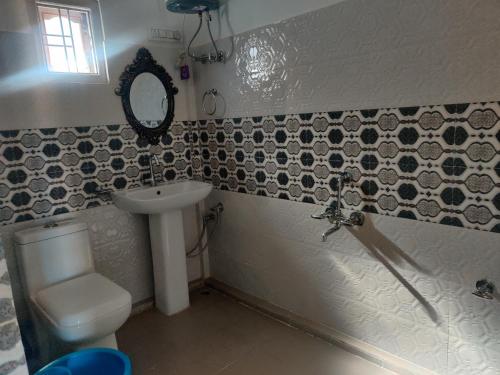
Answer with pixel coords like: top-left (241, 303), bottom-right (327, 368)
top-left (111, 180), bottom-right (213, 316)
top-left (149, 210), bottom-right (189, 315)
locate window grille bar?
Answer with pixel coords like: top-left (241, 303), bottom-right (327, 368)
top-left (65, 9), bottom-right (80, 73)
top-left (56, 7), bottom-right (71, 72)
top-left (36, 2), bottom-right (99, 76)
top-left (83, 12), bottom-right (99, 74)
top-left (37, 1), bottom-right (90, 13)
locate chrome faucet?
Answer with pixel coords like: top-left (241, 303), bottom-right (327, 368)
top-left (321, 220), bottom-right (341, 241)
top-left (311, 171), bottom-right (364, 242)
top-left (473, 279), bottom-right (495, 299)
top-left (147, 153), bottom-right (163, 186)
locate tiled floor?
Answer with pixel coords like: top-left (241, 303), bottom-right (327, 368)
top-left (117, 289), bottom-right (395, 375)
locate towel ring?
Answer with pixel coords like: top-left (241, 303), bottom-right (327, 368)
top-left (202, 89), bottom-right (218, 115)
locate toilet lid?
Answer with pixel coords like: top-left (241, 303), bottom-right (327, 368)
top-left (35, 273), bottom-right (131, 328)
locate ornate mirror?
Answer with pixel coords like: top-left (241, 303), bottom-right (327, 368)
top-left (115, 48), bottom-right (178, 145)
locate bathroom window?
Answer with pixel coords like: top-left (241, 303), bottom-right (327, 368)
top-left (36, 0), bottom-right (108, 83)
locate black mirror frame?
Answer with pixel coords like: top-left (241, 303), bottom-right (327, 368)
top-left (115, 48), bottom-right (178, 145)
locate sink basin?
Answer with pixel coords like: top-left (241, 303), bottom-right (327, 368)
top-left (111, 180), bottom-right (212, 316)
top-left (112, 180), bottom-right (212, 214)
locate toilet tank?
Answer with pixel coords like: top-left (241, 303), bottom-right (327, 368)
top-left (15, 220), bottom-right (95, 297)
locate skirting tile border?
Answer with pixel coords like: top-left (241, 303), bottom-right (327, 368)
top-left (196, 101), bottom-right (500, 233)
top-left (129, 278), bottom-right (208, 317)
top-left (130, 297), bottom-right (155, 317)
top-left (188, 277), bottom-right (206, 292)
top-left (205, 277), bottom-right (438, 375)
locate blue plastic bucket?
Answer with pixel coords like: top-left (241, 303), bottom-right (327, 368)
top-left (38, 367), bottom-right (71, 375)
top-left (35, 348), bottom-right (131, 375)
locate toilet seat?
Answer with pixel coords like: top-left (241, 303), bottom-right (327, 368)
top-left (34, 273), bottom-right (131, 343)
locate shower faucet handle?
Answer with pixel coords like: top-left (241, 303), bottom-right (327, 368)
top-left (348, 211), bottom-right (364, 226)
top-left (311, 206), bottom-right (335, 220)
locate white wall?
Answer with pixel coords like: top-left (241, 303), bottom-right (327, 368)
top-left (184, 0), bottom-right (346, 46)
top-left (193, 0), bottom-right (500, 119)
top-left (0, 0), bottom-right (197, 129)
top-left (0, 0), bottom-right (33, 33)
top-left (208, 190), bottom-right (500, 375)
top-left (0, 6), bottom-right (209, 367)
top-left (0, 201), bottom-right (207, 370)
top-left (0, 0), bottom-right (207, 306)
top-left (0, 238), bottom-right (28, 375)
top-left (0, 205), bottom-right (154, 370)
top-left (0, 0), bottom-right (207, 287)
top-left (194, 1), bottom-right (500, 374)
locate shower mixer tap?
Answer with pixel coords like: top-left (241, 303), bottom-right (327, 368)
top-left (311, 171), bottom-right (364, 242)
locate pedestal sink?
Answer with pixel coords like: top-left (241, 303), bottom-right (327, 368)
top-left (111, 180), bottom-right (212, 316)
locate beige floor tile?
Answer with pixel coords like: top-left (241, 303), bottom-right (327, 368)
top-left (117, 289), bottom-right (395, 375)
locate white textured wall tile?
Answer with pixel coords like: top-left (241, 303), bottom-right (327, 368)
top-left (0, 239), bottom-right (28, 375)
top-left (0, 205), bottom-right (154, 323)
top-left (194, 0), bottom-right (500, 119)
top-left (196, 0), bottom-right (500, 374)
top-left (207, 190), bottom-right (500, 374)
top-left (0, 201), bottom-right (207, 369)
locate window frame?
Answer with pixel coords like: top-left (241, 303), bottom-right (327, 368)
top-left (34, 0), bottom-right (109, 84)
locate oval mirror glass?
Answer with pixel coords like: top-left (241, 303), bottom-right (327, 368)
top-left (130, 72), bottom-right (168, 129)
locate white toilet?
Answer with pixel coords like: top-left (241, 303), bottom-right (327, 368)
top-left (15, 220), bottom-right (132, 350)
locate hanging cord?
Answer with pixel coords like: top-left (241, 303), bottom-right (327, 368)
top-left (186, 11), bottom-right (224, 63)
top-left (187, 12), bottom-right (204, 61)
top-left (205, 12), bottom-right (222, 62)
top-left (186, 203), bottom-right (223, 258)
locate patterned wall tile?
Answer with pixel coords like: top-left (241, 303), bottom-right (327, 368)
top-left (197, 102), bottom-right (500, 233)
top-left (442, 102), bottom-right (500, 232)
top-left (0, 122), bottom-right (195, 226)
